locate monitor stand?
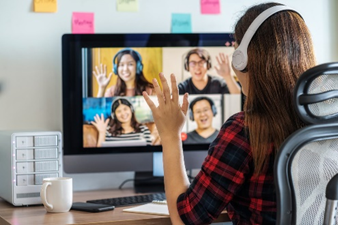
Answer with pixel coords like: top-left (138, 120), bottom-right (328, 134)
top-left (134, 171), bottom-right (164, 193)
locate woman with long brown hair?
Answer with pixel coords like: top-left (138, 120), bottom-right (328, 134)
top-left (143, 2), bottom-right (316, 224)
top-left (94, 48), bottom-right (153, 97)
top-left (92, 98), bottom-right (152, 147)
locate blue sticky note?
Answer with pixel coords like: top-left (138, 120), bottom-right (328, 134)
top-left (171, 13), bottom-right (192, 33)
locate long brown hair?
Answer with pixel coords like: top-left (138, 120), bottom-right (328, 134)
top-left (234, 2), bottom-right (316, 174)
top-left (108, 98), bottom-right (141, 136)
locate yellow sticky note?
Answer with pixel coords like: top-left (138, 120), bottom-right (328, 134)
top-left (116, 0), bottom-right (139, 12)
top-left (34, 0), bottom-right (57, 13)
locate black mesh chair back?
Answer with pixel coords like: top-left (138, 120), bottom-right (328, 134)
top-left (274, 62), bottom-right (338, 225)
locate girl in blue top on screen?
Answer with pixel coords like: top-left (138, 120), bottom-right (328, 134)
top-left (142, 2), bottom-right (316, 225)
top-left (93, 48), bottom-right (154, 97)
top-left (91, 98), bottom-right (152, 147)
top-left (178, 48), bottom-right (241, 95)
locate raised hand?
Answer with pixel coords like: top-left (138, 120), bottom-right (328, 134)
top-left (143, 73), bottom-right (189, 142)
top-left (93, 64), bottom-right (113, 97)
top-left (91, 113), bottom-right (109, 147)
top-left (215, 53), bottom-right (241, 94)
top-left (91, 114), bottom-right (109, 134)
top-left (214, 53), bottom-right (231, 79)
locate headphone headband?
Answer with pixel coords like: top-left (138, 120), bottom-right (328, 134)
top-left (232, 5), bottom-right (300, 71)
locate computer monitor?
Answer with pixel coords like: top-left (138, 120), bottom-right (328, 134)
top-left (61, 33), bottom-right (242, 192)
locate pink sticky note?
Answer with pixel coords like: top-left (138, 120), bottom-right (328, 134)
top-left (201, 0), bottom-right (220, 14)
top-left (72, 12), bottom-right (94, 34)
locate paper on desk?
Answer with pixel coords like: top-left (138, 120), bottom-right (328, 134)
top-left (123, 202), bottom-right (169, 216)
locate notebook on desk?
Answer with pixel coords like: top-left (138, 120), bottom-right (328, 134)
top-left (123, 201), bottom-right (169, 216)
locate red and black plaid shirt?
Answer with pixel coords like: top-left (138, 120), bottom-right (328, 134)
top-left (177, 112), bottom-right (276, 225)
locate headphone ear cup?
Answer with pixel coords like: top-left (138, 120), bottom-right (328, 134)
top-left (111, 112), bottom-right (115, 120)
top-left (207, 59), bottom-right (212, 70)
top-left (189, 110), bottom-right (194, 121)
top-left (136, 61), bottom-right (143, 75)
top-left (184, 57), bottom-right (189, 71)
top-left (232, 48), bottom-right (248, 71)
top-left (113, 53), bottom-right (118, 75)
top-left (212, 105), bottom-right (217, 117)
top-left (130, 105), bottom-right (134, 113)
top-left (113, 64), bottom-right (118, 75)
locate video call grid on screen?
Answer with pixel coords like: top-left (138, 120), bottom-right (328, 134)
top-left (82, 46), bottom-right (241, 149)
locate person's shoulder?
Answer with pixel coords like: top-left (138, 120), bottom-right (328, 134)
top-left (226, 111), bottom-right (245, 124)
top-left (213, 111), bottom-right (247, 151)
top-left (219, 111), bottom-right (245, 132)
top-left (178, 78), bottom-right (191, 87)
top-left (187, 130), bottom-right (197, 135)
top-left (178, 78), bottom-right (191, 94)
top-left (208, 75), bottom-right (226, 84)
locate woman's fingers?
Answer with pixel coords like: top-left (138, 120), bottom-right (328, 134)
top-left (100, 64), bottom-right (103, 73)
top-left (143, 91), bottom-right (156, 112)
top-left (224, 54), bottom-right (229, 64)
top-left (170, 74), bottom-right (179, 103)
top-left (220, 52), bottom-right (226, 62)
top-left (159, 73), bottom-right (170, 103)
top-left (153, 75), bottom-right (164, 106)
top-left (181, 93), bottom-right (189, 115)
top-left (104, 118), bottom-right (109, 126)
top-left (107, 72), bottom-right (113, 80)
top-left (216, 55), bottom-right (221, 65)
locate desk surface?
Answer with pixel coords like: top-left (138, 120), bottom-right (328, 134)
top-left (0, 189), bottom-right (230, 225)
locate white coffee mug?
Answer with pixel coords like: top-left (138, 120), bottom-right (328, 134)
top-left (40, 177), bottom-right (73, 213)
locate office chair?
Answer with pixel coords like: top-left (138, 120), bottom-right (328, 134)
top-left (274, 62), bottom-right (338, 225)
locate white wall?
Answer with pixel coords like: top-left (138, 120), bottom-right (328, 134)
top-left (0, 0), bottom-right (337, 191)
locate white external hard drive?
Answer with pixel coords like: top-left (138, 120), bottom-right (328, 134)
top-left (0, 131), bottom-right (63, 206)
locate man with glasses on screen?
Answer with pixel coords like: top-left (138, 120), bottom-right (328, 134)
top-left (178, 48), bottom-right (241, 95)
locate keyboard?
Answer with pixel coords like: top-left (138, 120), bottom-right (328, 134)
top-left (86, 192), bottom-right (166, 207)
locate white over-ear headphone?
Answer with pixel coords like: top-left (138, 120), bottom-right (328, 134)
top-left (232, 5), bottom-right (299, 71)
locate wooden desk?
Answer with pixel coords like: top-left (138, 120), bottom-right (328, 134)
top-left (0, 189), bottom-right (230, 225)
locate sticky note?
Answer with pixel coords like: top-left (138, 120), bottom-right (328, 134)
top-left (117, 0), bottom-right (139, 12)
top-left (171, 13), bottom-right (192, 33)
top-left (33, 0), bottom-right (57, 13)
top-left (72, 12), bottom-right (95, 34)
top-left (201, 0), bottom-right (220, 14)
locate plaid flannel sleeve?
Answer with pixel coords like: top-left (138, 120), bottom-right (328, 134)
top-left (177, 112), bottom-right (252, 225)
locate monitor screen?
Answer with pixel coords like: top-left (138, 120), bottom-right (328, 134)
top-left (62, 34), bottom-right (242, 181)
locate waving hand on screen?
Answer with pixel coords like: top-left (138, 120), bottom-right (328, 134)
top-left (93, 64), bottom-right (113, 97)
top-left (215, 53), bottom-right (241, 94)
top-left (91, 113), bottom-right (109, 147)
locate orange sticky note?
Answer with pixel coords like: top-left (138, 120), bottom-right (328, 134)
top-left (34, 0), bottom-right (57, 13)
top-left (201, 0), bottom-right (220, 14)
top-left (72, 12), bottom-right (95, 34)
